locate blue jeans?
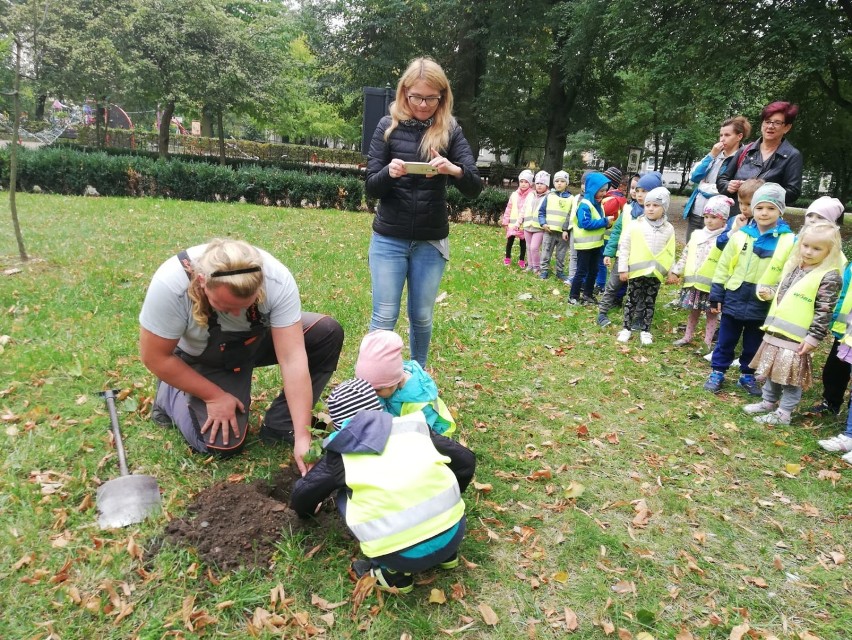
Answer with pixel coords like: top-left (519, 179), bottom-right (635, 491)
top-left (369, 233), bottom-right (447, 367)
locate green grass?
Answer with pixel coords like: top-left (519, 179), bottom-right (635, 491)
top-left (0, 194), bottom-right (850, 639)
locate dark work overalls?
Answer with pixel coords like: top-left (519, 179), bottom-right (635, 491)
top-left (154, 251), bottom-right (343, 454)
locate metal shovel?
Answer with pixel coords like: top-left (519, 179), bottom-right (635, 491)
top-left (95, 389), bottom-right (162, 528)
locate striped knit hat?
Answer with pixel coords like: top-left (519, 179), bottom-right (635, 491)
top-left (326, 378), bottom-right (383, 428)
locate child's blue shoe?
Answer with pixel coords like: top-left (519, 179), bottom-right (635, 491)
top-left (539, 270), bottom-right (549, 280)
top-left (704, 370), bottom-right (725, 393)
top-left (737, 374), bottom-right (762, 396)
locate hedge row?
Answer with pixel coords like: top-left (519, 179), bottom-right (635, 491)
top-left (0, 146), bottom-right (510, 222)
top-left (71, 127), bottom-right (366, 166)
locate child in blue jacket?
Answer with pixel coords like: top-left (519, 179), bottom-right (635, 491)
top-left (566, 172), bottom-right (613, 305)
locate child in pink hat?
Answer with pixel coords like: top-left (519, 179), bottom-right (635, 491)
top-left (355, 330), bottom-right (456, 435)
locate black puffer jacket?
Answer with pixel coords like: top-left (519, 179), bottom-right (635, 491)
top-left (716, 137), bottom-right (803, 206)
top-left (366, 116), bottom-right (482, 241)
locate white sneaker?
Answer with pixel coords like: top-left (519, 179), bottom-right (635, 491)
top-left (744, 400), bottom-right (779, 415)
top-left (754, 409), bottom-right (791, 425)
top-left (842, 450), bottom-right (852, 464)
top-left (617, 329), bottom-right (631, 343)
top-left (639, 331), bottom-right (653, 345)
top-left (817, 433), bottom-right (852, 453)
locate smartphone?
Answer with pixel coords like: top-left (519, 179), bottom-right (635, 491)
top-left (404, 162), bottom-right (438, 176)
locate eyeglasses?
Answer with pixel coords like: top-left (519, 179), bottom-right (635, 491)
top-left (407, 94), bottom-right (441, 107)
top-left (763, 119), bottom-right (786, 128)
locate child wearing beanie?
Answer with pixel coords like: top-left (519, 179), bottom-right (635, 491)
top-left (537, 169), bottom-right (573, 282)
top-left (501, 169), bottom-right (534, 268)
top-left (705, 182), bottom-right (795, 394)
top-left (668, 195), bottom-right (733, 348)
top-left (567, 172), bottom-right (615, 305)
top-left (615, 186), bottom-right (675, 345)
top-left (804, 196), bottom-right (845, 228)
top-left (518, 171), bottom-right (551, 274)
top-left (355, 330), bottom-right (456, 435)
top-left (290, 377), bottom-right (476, 593)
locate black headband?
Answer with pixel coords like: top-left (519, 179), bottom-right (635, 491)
top-left (210, 266), bottom-right (262, 278)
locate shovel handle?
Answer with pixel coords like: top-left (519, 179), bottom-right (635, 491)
top-left (100, 389), bottom-right (130, 477)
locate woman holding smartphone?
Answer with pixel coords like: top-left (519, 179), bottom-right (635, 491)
top-left (365, 57), bottom-right (481, 366)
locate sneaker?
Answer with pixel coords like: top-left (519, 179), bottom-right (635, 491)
top-left (503, 257), bottom-right (511, 266)
top-left (151, 406), bottom-right (173, 427)
top-left (754, 409), bottom-right (791, 426)
top-left (817, 433), bottom-right (852, 452)
top-left (581, 295), bottom-right (599, 305)
top-left (744, 400), bottom-right (779, 415)
top-left (704, 370), bottom-right (725, 393)
top-left (806, 400), bottom-right (840, 416)
top-left (351, 559), bottom-right (413, 594)
top-left (567, 298), bottom-right (581, 306)
top-left (617, 329), bottom-right (631, 343)
top-left (738, 374), bottom-right (762, 396)
top-left (438, 553), bottom-right (459, 570)
top-left (639, 331), bottom-right (653, 345)
top-left (259, 422), bottom-right (295, 445)
top-left (539, 270), bottom-right (549, 280)
top-left (518, 260), bottom-right (526, 269)
top-left (672, 337), bottom-right (692, 347)
top-left (597, 313), bottom-right (612, 328)
top-left (842, 450), bottom-right (852, 464)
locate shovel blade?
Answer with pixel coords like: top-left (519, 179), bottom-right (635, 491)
top-left (96, 474), bottom-right (162, 529)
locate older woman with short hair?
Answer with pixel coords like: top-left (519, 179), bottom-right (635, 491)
top-left (717, 102), bottom-right (803, 206)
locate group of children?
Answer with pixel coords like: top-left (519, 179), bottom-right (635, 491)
top-left (502, 166), bottom-right (852, 460)
top-left (290, 329), bottom-right (471, 593)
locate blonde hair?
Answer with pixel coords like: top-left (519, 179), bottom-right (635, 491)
top-left (187, 238), bottom-right (266, 326)
top-left (786, 222), bottom-right (843, 273)
top-left (385, 57), bottom-right (456, 159)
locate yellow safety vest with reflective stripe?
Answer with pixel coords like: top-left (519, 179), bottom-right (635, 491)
top-left (522, 193), bottom-right (545, 230)
top-left (763, 265), bottom-right (838, 342)
top-left (506, 191), bottom-right (523, 227)
top-left (683, 242), bottom-right (722, 294)
top-left (573, 198), bottom-right (607, 249)
top-left (715, 232), bottom-right (795, 291)
top-left (341, 412), bottom-right (465, 558)
top-left (400, 397), bottom-right (455, 436)
top-left (627, 222), bottom-right (676, 281)
top-left (543, 192), bottom-right (573, 231)
top-left (831, 263), bottom-right (852, 337)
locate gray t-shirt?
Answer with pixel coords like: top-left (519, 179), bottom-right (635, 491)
top-left (139, 245), bottom-right (301, 356)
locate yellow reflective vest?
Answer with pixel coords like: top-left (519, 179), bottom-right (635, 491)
top-left (400, 397), bottom-right (455, 436)
top-left (626, 222), bottom-right (675, 281)
top-left (341, 412), bottom-right (465, 557)
top-left (763, 265), bottom-right (839, 342)
top-left (713, 231), bottom-right (796, 292)
top-left (831, 262), bottom-right (852, 338)
top-left (683, 239), bottom-right (722, 294)
top-left (572, 198), bottom-right (607, 249)
top-left (505, 191), bottom-right (523, 227)
top-left (543, 191), bottom-right (574, 232)
top-left (522, 193), bottom-right (546, 230)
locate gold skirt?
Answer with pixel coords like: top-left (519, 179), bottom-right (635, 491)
top-left (750, 342), bottom-right (812, 390)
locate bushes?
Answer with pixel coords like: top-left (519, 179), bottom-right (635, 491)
top-left (0, 147), bottom-right (363, 210)
top-left (0, 146), bottom-right (502, 221)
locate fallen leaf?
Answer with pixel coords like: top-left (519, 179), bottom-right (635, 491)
top-left (215, 601), bottom-right (234, 610)
top-left (618, 629), bottom-right (633, 640)
top-left (817, 469), bottom-right (841, 485)
top-left (636, 633), bottom-right (656, 640)
top-left (553, 570), bottom-right (569, 583)
top-left (784, 463), bottom-right (801, 476)
top-left (527, 469), bottom-right (552, 481)
top-left (611, 580), bottom-right (636, 595)
top-left (478, 603), bottom-right (499, 626)
top-left (829, 551), bottom-right (845, 565)
top-left (473, 481), bottom-right (492, 492)
top-left (744, 576), bottom-right (768, 588)
top-left (675, 629), bottom-right (695, 640)
top-left (127, 536), bottom-right (142, 561)
top-left (565, 607), bottom-right (579, 631)
top-left (564, 481), bottom-right (585, 498)
top-left (429, 588), bottom-right (447, 604)
top-left (319, 612), bottom-right (334, 627)
top-left (730, 623), bottom-right (750, 640)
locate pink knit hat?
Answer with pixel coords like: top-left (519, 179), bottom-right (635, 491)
top-left (355, 330), bottom-right (404, 389)
top-left (806, 196), bottom-right (845, 224)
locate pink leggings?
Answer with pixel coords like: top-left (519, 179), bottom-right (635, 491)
top-left (683, 308), bottom-right (719, 346)
top-left (524, 230), bottom-right (544, 271)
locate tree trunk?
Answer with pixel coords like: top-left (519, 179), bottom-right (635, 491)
top-left (201, 105), bottom-right (213, 138)
top-left (34, 94), bottom-right (47, 121)
top-left (9, 40), bottom-right (28, 261)
top-left (660, 133), bottom-right (671, 173)
top-left (158, 99), bottom-right (175, 159)
top-left (542, 59), bottom-right (570, 177)
top-left (217, 110), bottom-right (226, 166)
top-left (452, 6), bottom-right (488, 160)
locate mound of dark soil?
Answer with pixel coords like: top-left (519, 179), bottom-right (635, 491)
top-left (162, 466), bottom-right (342, 571)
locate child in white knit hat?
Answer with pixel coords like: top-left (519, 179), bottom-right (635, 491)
top-left (518, 171), bottom-right (550, 274)
top-left (355, 330), bottom-right (456, 435)
top-left (501, 169), bottom-right (534, 268)
top-left (667, 195), bottom-right (733, 348)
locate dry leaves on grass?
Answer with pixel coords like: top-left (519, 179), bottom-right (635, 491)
top-left (477, 602), bottom-right (499, 626)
